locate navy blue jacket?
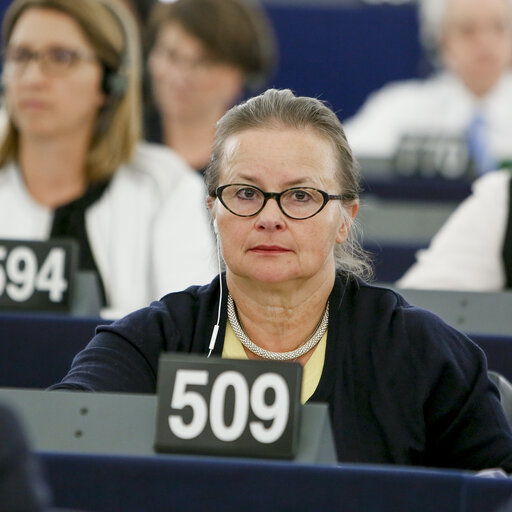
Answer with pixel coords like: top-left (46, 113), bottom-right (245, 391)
top-left (53, 274), bottom-right (512, 471)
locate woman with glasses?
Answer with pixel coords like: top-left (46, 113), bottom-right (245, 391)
top-left (0, 0), bottom-right (215, 316)
top-left (145, 0), bottom-right (276, 174)
top-left (53, 89), bottom-right (512, 471)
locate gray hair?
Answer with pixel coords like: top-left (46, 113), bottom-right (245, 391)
top-left (205, 88), bottom-right (373, 280)
top-left (419, 0), bottom-right (512, 64)
top-left (418, 0), bottom-right (448, 57)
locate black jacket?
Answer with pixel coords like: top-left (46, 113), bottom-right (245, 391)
top-left (53, 273), bottom-right (512, 471)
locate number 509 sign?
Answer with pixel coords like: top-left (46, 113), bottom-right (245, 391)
top-left (155, 355), bottom-right (302, 459)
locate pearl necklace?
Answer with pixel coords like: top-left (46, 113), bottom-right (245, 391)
top-left (227, 294), bottom-right (329, 361)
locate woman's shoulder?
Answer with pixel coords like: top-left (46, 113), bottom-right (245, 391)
top-left (341, 277), bottom-right (478, 354)
top-left (115, 142), bottom-right (204, 195)
top-left (358, 75), bottom-right (447, 108)
top-left (131, 142), bottom-right (201, 184)
top-left (0, 161), bottom-right (19, 184)
top-left (340, 276), bottom-right (409, 312)
top-left (471, 169), bottom-right (512, 195)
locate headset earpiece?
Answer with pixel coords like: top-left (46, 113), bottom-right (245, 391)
top-left (101, 66), bottom-right (128, 97)
top-left (96, 0), bottom-right (130, 101)
top-left (94, 0), bottom-right (131, 134)
top-left (213, 219), bottom-right (219, 235)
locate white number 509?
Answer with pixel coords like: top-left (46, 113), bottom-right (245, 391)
top-left (168, 369), bottom-right (289, 444)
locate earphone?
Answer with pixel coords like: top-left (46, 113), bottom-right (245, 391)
top-left (91, 0), bottom-right (132, 136)
top-left (102, 62), bottom-right (128, 98)
top-left (98, 0), bottom-right (130, 99)
top-left (207, 219), bottom-right (223, 357)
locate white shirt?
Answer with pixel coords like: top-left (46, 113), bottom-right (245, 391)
top-left (0, 142), bottom-right (217, 316)
top-left (397, 170), bottom-right (510, 291)
top-left (344, 72), bottom-right (512, 163)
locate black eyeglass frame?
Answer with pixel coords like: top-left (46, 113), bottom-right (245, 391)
top-left (215, 183), bottom-right (354, 220)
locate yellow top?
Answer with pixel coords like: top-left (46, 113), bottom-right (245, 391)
top-left (222, 322), bottom-right (327, 404)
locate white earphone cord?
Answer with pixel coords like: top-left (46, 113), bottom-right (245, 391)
top-left (207, 235), bottom-right (223, 357)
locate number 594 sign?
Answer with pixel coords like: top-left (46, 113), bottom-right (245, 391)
top-left (154, 354), bottom-right (302, 459)
top-left (0, 239), bottom-right (78, 312)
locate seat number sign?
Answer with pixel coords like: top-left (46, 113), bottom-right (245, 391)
top-left (0, 239), bottom-right (78, 312)
top-left (155, 354), bottom-right (302, 459)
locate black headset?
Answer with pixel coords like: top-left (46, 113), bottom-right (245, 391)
top-left (98, 0), bottom-right (130, 101)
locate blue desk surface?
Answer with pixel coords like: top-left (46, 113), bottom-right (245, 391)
top-left (0, 312), bottom-right (107, 388)
top-left (362, 176), bottom-right (473, 202)
top-left (364, 241), bottom-right (422, 283)
top-left (2, 314), bottom-right (512, 388)
top-left (40, 452), bottom-right (512, 512)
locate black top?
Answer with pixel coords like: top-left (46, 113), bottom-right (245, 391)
top-left (52, 273), bottom-right (512, 471)
top-left (49, 180), bottom-right (110, 305)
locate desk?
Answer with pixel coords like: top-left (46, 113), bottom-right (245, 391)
top-left (362, 176), bottom-right (472, 203)
top-left (359, 197), bottom-right (458, 244)
top-left (396, 288), bottom-right (512, 336)
top-left (0, 312), bottom-right (107, 388)
top-left (39, 452), bottom-right (512, 512)
top-left (364, 241), bottom-right (423, 282)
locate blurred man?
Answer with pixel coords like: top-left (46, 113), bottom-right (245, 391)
top-left (344, 0), bottom-right (512, 176)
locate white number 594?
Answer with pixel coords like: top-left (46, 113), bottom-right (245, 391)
top-left (0, 245), bottom-right (68, 302)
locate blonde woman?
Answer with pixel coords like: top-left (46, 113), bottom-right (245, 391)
top-left (0, 0), bottom-right (216, 316)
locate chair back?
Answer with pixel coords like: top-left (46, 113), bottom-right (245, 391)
top-left (488, 370), bottom-right (512, 426)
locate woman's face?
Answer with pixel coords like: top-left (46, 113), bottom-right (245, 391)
top-left (3, 8), bottom-right (105, 141)
top-left (209, 126), bottom-right (358, 286)
top-left (148, 22), bottom-right (244, 122)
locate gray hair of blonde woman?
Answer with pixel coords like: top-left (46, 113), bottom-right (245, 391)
top-left (205, 88), bottom-right (373, 280)
top-left (419, 0), bottom-right (512, 64)
top-left (0, 0), bottom-right (142, 182)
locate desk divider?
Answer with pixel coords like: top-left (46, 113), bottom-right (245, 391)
top-left (0, 388), bottom-right (337, 465)
top-left (393, 287), bottom-right (512, 335)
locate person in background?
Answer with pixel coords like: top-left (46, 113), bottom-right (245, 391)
top-left (119, 0), bottom-right (150, 27)
top-left (145, 0), bottom-right (276, 174)
top-left (0, 0), bottom-right (216, 317)
top-left (344, 0), bottom-right (512, 176)
top-left (52, 89), bottom-right (512, 472)
top-left (397, 169), bottom-right (512, 290)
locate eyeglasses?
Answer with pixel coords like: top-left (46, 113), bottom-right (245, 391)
top-left (2, 46), bottom-right (97, 76)
top-left (215, 183), bottom-right (351, 220)
top-left (152, 45), bottom-right (221, 74)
